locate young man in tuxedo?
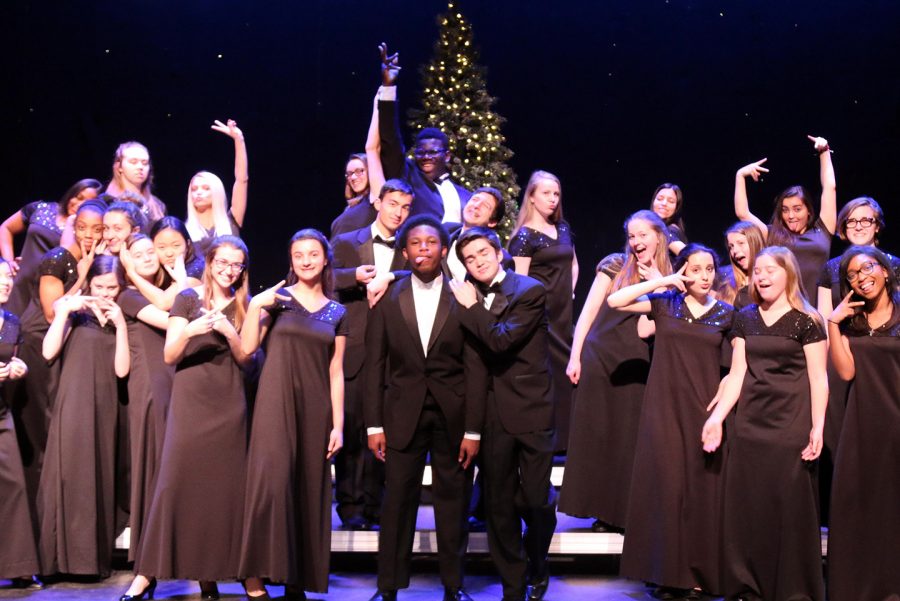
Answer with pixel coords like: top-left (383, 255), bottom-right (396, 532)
top-left (364, 215), bottom-right (487, 601)
top-left (444, 186), bottom-right (514, 282)
top-left (331, 178), bottom-right (413, 530)
top-left (449, 227), bottom-right (558, 601)
top-left (377, 44), bottom-right (471, 223)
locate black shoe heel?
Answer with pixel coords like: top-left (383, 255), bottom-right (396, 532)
top-left (119, 578), bottom-right (157, 601)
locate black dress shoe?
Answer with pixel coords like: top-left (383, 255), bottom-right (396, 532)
top-left (284, 584), bottom-right (306, 600)
top-left (341, 515), bottom-right (370, 530)
top-left (526, 576), bottom-right (549, 601)
top-left (368, 590), bottom-right (397, 601)
top-left (10, 576), bottom-right (45, 590)
top-left (199, 581), bottom-right (220, 600)
top-left (119, 578), bottom-right (157, 601)
top-left (443, 587), bottom-right (474, 601)
top-left (467, 516), bottom-right (487, 532)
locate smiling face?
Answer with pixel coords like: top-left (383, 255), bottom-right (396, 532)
top-left (103, 211), bottom-right (135, 254)
top-left (74, 209), bottom-right (105, 255)
top-left (460, 237), bottom-right (503, 285)
top-left (781, 196), bottom-right (810, 234)
top-left (66, 186), bottom-right (99, 216)
top-left (345, 158), bottom-right (369, 195)
top-left (413, 138), bottom-right (450, 179)
top-left (462, 192), bottom-right (500, 228)
top-left (846, 253), bottom-right (888, 302)
top-left (90, 271), bottom-right (121, 301)
top-left (210, 245), bottom-right (246, 290)
top-left (118, 145), bottom-right (150, 189)
top-left (403, 225), bottom-right (447, 279)
top-left (752, 254), bottom-right (788, 304)
top-left (153, 228), bottom-right (187, 267)
top-left (529, 178), bottom-right (561, 221)
top-left (290, 238), bottom-right (327, 285)
top-left (683, 251), bottom-right (716, 297)
top-left (129, 237), bottom-right (160, 279)
top-left (652, 188), bottom-right (678, 221)
top-left (627, 218), bottom-right (660, 266)
top-left (0, 262), bottom-right (13, 304)
top-left (375, 191), bottom-right (413, 235)
top-left (844, 205), bottom-right (879, 246)
top-left (727, 231), bottom-right (751, 271)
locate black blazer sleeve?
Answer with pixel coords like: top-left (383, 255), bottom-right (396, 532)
top-left (332, 235), bottom-right (362, 292)
top-left (378, 95), bottom-right (407, 180)
top-left (364, 294), bottom-right (388, 429)
top-left (457, 284), bottom-right (546, 354)
top-left (462, 333), bottom-right (488, 436)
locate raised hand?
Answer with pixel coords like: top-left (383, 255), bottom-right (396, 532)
top-left (637, 262), bottom-right (664, 283)
top-left (251, 280), bottom-right (291, 310)
top-left (828, 291), bottom-right (864, 324)
top-left (97, 297), bottom-right (127, 329)
top-left (379, 42), bottom-right (401, 85)
top-left (662, 264), bottom-right (695, 293)
top-left (356, 264), bottom-right (377, 284)
top-left (53, 291), bottom-right (96, 315)
top-left (448, 278), bottom-right (478, 309)
top-left (737, 158), bottom-right (769, 182)
top-left (807, 134), bottom-right (830, 154)
top-left (76, 239), bottom-right (105, 281)
top-left (118, 245), bottom-right (136, 273)
top-left (162, 254), bottom-right (188, 286)
top-left (211, 119), bottom-right (244, 141)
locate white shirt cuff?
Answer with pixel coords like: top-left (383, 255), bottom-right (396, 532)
top-left (367, 427), bottom-right (385, 435)
top-left (379, 85), bottom-right (397, 101)
top-left (464, 431), bottom-right (481, 441)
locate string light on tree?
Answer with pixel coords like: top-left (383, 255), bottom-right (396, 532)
top-left (408, 0), bottom-right (520, 240)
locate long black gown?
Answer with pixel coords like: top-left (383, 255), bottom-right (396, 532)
top-left (239, 293), bottom-right (347, 593)
top-left (12, 247), bottom-right (79, 525)
top-left (620, 292), bottom-right (733, 594)
top-left (136, 289), bottom-right (247, 580)
top-left (7, 201), bottom-right (64, 316)
top-left (508, 222), bottom-right (574, 452)
top-left (0, 310), bottom-right (40, 578)
top-left (118, 288), bottom-right (174, 562)
top-left (37, 311), bottom-right (122, 577)
top-left (721, 306), bottom-right (826, 601)
top-left (559, 254), bottom-right (651, 527)
top-left (827, 316), bottom-right (900, 601)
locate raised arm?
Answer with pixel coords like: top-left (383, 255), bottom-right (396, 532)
top-left (0, 210), bottom-right (26, 272)
top-left (365, 91), bottom-right (386, 201)
top-left (734, 159), bottom-right (770, 239)
top-left (808, 135), bottom-right (836, 234)
top-left (42, 295), bottom-right (88, 360)
top-left (826, 292), bottom-right (864, 380)
top-left (607, 269), bottom-right (691, 312)
top-left (240, 281), bottom-right (288, 355)
top-left (212, 119), bottom-right (249, 227)
top-left (452, 280), bottom-right (546, 354)
top-left (566, 270), bottom-right (612, 385)
top-left (377, 43), bottom-right (406, 179)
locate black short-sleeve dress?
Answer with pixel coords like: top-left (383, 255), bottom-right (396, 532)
top-left (117, 287), bottom-right (174, 561)
top-left (135, 289), bottom-right (247, 581)
top-left (37, 311), bottom-right (123, 577)
top-left (558, 254), bottom-right (651, 527)
top-left (508, 222), bottom-right (574, 451)
top-left (620, 292), bottom-right (733, 593)
top-left (827, 316), bottom-right (900, 601)
top-left (721, 306), bottom-right (826, 601)
top-left (239, 293), bottom-right (348, 593)
top-left (7, 201), bottom-right (65, 316)
top-left (13, 247), bottom-right (80, 514)
top-left (785, 216), bottom-right (832, 300)
top-left (0, 310), bottom-right (40, 578)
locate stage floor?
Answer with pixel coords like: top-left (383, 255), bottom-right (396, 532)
top-left (0, 568), bottom-right (724, 600)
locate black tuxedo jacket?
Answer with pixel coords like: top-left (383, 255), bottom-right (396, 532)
top-left (442, 225), bottom-right (515, 279)
top-left (332, 225), bottom-right (407, 378)
top-left (457, 271), bottom-right (554, 435)
top-left (379, 96), bottom-right (472, 220)
top-left (364, 275), bottom-right (487, 450)
top-left (331, 200), bottom-right (378, 240)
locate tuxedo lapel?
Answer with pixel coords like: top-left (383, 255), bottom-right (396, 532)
top-left (427, 278), bottom-right (452, 355)
top-left (357, 228), bottom-right (375, 266)
top-left (397, 278), bottom-right (423, 357)
top-left (390, 248), bottom-right (407, 271)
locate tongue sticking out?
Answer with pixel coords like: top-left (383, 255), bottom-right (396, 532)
top-left (415, 256), bottom-right (427, 265)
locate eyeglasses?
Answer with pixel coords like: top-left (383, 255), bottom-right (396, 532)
top-left (845, 217), bottom-right (876, 229)
top-left (846, 260), bottom-right (878, 282)
top-left (213, 258), bottom-right (246, 273)
top-left (345, 168), bottom-right (366, 179)
top-left (413, 149), bottom-right (447, 159)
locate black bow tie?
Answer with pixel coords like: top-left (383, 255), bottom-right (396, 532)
top-left (475, 280), bottom-right (508, 315)
top-left (373, 235), bottom-right (395, 249)
top-left (476, 281), bottom-right (503, 297)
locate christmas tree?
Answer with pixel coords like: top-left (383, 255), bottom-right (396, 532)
top-left (408, 1), bottom-right (520, 240)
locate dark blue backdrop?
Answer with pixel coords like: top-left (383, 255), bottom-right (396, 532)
top-left (8, 0), bottom-right (900, 299)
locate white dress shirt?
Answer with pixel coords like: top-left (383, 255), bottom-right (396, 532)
top-left (370, 222), bottom-right (395, 275)
top-left (411, 273), bottom-right (442, 357)
top-left (447, 237), bottom-right (468, 282)
top-left (436, 174), bottom-right (462, 224)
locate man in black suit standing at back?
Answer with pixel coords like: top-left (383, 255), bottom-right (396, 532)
top-left (365, 215), bottom-right (487, 601)
top-left (377, 43), bottom-right (472, 223)
top-left (449, 227), bottom-right (557, 601)
top-left (331, 178), bottom-right (413, 530)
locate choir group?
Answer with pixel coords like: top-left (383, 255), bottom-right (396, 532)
top-left (0, 46), bottom-right (898, 601)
